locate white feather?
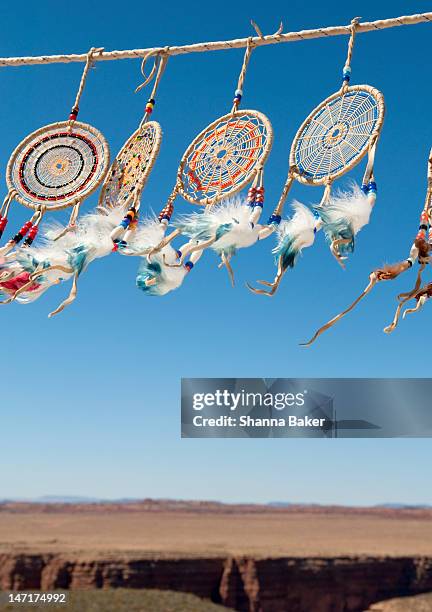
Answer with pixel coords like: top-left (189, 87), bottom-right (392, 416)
top-left (175, 197), bottom-right (260, 252)
top-left (321, 183), bottom-right (372, 235)
top-left (274, 202), bottom-right (316, 254)
top-left (126, 217), bottom-right (166, 252)
top-left (12, 207), bottom-right (126, 303)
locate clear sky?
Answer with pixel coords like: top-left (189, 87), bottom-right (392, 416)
top-left (0, 0), bottom-right (431, 506)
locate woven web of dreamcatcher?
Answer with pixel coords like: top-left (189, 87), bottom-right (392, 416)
top-left (182, 111), bottom-right (271, 203)
top-left (8, 122), bottom-right (109, 209)
top-left (293, 89), bottom-right (383, 182)
top-left (99, 122), bottom-right (162, 209)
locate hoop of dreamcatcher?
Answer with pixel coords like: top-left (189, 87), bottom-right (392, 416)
top-left (0, 47), bottom-right (110, 259)
top-left (101, 50), bottom-right (166, 249)
top-left (139, 35), bottom-right (273, 290)
top-left (247, 18), bottom-right (385, 297)
top-left (302, 150), bottom-right (432, 345)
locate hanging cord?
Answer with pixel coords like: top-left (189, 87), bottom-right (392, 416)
top-left (136, 47), bottom-right (169, 128)
top-left (0, 205), bottom-right (45, 257)
top-left (68, 46), bottom-right (104, 129)
top-left (231, 37), bottom-right (254, 114)
top-left (341, 17), bottom-right (360, 91)
top-left (302, 151), bottom-right (432, 345)
top-left (0, 190), bottom-right (17, 240)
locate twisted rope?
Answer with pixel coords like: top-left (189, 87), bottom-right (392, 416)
top-left (69, 46), bottom-right (104, 126)
top-left (0, 13), bottom-right (430, 66)
top-left (135, 48), bottom-right (169, 126)
top-left (231, 37), bottom-right (253, 113)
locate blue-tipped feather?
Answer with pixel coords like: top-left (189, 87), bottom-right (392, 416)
top-left (136, 249), bottom-right (186, 296)
top-left (273, 202), bottom-right (317, 270)
top-left (174, 197), bottom-right (259, 256)
top-left (318, 183), bottom-right (373, 255)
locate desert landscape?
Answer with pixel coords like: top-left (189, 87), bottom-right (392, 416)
top-left (1, 499), bottom-right (432, 611)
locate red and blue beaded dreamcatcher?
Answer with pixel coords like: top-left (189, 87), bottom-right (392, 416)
top-left (0, 48), bottom-right (110, 257)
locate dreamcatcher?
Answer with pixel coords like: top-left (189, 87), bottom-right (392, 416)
top-left (247, 18), bottom-right (385, 296)
top-left (102, 50), bottom-right (164, 249)
top-left (0, 48), bottom-right (111, 312)
top-left (0, 51), bottom-right (165, 315)
top-left (303, 150), bottom-right (432, 345)
top-left (132, 34), bottom-right (273, 292)
top-left (0, 47), bottom-right (109, 256)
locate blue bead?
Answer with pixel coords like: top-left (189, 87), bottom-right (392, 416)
top-left (253, 202), bottom-right (263, 208)
top-left (120, 219), bottom-right (130, 229)
top-left (268, 214), bottom-right (281, 225)
top-left (361, 184), bottom-right (369, 194)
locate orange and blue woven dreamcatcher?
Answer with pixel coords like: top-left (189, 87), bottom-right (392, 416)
top-left (138, 37), bottom-right (273, 292)
top-left (247, 18), bottom-right (385, 297)
top-left (0, 48), bottom-right (109, 258)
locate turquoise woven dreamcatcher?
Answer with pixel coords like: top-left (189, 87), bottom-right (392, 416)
top-left (247, 18), bottom-right (385, 297)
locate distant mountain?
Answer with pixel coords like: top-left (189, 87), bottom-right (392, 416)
top-left (34, 496), bottom-right (104, 504)
top-left (375, 503), bottom-right (432, 509)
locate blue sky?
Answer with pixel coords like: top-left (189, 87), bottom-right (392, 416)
top-left (0, 0), bottom-right (431, 505)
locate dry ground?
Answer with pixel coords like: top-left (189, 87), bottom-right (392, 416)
top-left (1, 505), bottom-right (432, 557)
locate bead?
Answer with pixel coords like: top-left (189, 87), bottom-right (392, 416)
top-left (69, 106), bottom-right (79, 121)
top-left (176, 250), bottom-right (182, 259)
top-left (184, 261), bottom-right (194, 271)
top-left (235, 89), bottom-right (243, 96)
top-left (268, 214), bottom-right (281, 225)
top-left (361, 184), bottom-right (368, 194)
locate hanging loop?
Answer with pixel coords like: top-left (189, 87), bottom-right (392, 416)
top-left (136, 47), bottom-right (169, 127)
top-left (341, 17), bottom-right (361, 91)
top-left (231, 37), bottom-right (254, 113)
top-left (69, 46), bottom-right (104, 127)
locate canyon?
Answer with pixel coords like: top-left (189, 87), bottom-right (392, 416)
top-left (1, 501), bottom-right (432, 611)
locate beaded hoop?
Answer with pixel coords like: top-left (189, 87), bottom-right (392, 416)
top-left (99, 121), bottom-right (162, 210)
top-left (291, 85), bottom-right (385, 186)
top-left (7, 121), bottom-right (110, 211)
top-left (178, 110), bottom-right (273, 205)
